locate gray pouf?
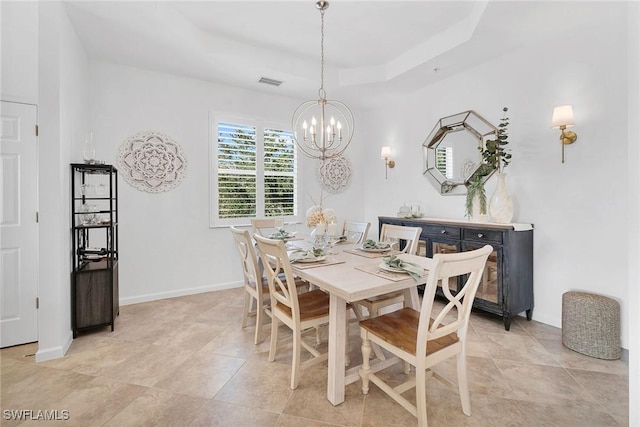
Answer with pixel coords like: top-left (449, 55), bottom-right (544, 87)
top-left (562, 291), bottom-right (620, 360)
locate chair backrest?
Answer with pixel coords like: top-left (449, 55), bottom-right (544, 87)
top-left (254, 234), bottom-right (301, 321)
top-left (379, 224), bottom-right (422, 254)
top-left (230, 226), bottom-right (263, 292)
top-left (251, 218), bottom-right (284, 237)
top-left (342, 220), bottom-right (371, 244)
top-left (417, 245), bottom-right (493, 357)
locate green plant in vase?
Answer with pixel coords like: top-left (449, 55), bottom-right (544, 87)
top-left (480, 107), bottom-right (511, 173)
top-left (481, 107), bottom-right (514, 223)
top-left (465, 174), bottom-right (487, 219)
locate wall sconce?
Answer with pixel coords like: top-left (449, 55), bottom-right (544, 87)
top-left (381, 146), bottom-right (395, 179)
top-left (551, 105), bottom-right (577, 163)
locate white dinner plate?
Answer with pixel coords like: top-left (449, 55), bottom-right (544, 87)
top-left (378, 262), bottom-right (407, 274)
top-left (359, 245), bottom-right (391, 253)
top-left (294, 255), bottom-right (327, 263)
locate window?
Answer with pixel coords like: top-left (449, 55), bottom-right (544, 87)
top-left (435, 146), bottom-right (453, 179)
top-left (211, 116), bottom-right (298, 226)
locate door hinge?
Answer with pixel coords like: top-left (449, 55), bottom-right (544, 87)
top-left (36, 212), bottom-right (39, 223)
top-left (35, 125), bottom-right (39, 136)
top-left (36, 297), bottom-right (39, 309)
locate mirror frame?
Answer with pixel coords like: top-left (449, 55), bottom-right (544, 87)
top-left (423, 110), bottom-right (497, 195)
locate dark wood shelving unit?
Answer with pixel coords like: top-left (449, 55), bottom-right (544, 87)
top-left (71, 163), bottom-right (119, 337)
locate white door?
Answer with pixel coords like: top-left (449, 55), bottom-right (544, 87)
top-left (1, 101), bottom-right (38, 347)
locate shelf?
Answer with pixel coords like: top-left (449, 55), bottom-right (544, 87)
top-left (74, 222), bottom-right (118, 229)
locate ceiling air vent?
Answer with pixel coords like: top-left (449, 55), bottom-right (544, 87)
top-left (258, 77), bottom-right (283, 87)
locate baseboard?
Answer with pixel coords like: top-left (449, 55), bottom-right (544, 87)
top-left (35, 331), bottom-right (73, 363)
top-left (119, 281), bottom-right (243, 306)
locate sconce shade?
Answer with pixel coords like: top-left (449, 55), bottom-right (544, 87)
top-left (552, 105), bottom-right (575, 129)
top-left (381, 146), bottom-right (391, 159)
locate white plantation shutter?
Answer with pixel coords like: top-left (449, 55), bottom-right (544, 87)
top-left (217, 122), bottom-right (257, 219)
top-left (212, 118), bottom-right (298, 226)
top-left (264, 128), bottom-right (297, 216)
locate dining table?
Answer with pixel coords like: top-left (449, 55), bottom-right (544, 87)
top-left (287, 240), bottom-right (433, 406)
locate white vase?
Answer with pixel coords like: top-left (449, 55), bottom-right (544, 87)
top-left (489, 172), bottom-right (514, 223)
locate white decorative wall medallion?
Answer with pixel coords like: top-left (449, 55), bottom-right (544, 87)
top-left (316, 155), bottom-right (352, 194)
top-left (118, 131), bottom-right (187, 193)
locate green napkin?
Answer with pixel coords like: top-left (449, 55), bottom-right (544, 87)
top-left (289, 248), bottom-right (325, 262)
top-left (383, 255), bottom-right (424, 280)
top-left (269, 229), bottom-right (295, 240)
top-left (362, 239), bottom-right (391, 250)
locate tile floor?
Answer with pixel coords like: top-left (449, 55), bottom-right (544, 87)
top-left (1, 287), bottom-right (629, 426)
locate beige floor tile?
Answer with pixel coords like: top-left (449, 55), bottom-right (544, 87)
top-left (567, 368), bottom-right (629, 421)
top-left (494, 359), bottom-right (600, 407)
top-left (537, 337), bottom-right (629, 375)
top-left (150, 321), bottom-right (226, 351)
top-left (153, 349), bottom-right (245, 399)
top-left (214, 358), bottom-right (294, 413)
top-left (480, 331), bottom-right (560, 366)
top-left (275, 413), bottom-right (344, 427)
top-left (1, 365), bottom-right (95, 410)
top-left (98, 344), bottom-right (196, 387)
top-left (430, 355), bottom-right (515, 399)
top-left (283, 365), bottom-right (364, 426)
top-left (40, 338), bottom-right (149, 376)
top-left (516, 399), bottom-right (621, 427)
top-left (17, 376), bottom-right (147, 427)
top-left (102, 387), bottom-right (207, 427)
top-left (513, 317), bottom-right (562, 340)
top-left (190, 399), bottom-right (280, 427)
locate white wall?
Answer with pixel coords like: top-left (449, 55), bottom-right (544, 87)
top-left (627, 1), bottom-right (639, 424)
top-left (88, 62), bottom-right (366, 304)
top-left (361, 2), bottom-right (632, 348)
top-left (1, 1), bottom-right (38, 104)
top-left (36, 1), bottom-right (90, 362)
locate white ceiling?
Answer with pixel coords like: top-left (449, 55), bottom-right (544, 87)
top-left (63, 1), bottom-right (603, 109)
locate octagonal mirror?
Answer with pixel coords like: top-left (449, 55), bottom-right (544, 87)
top-left (423, 110), bottom-right (497, 195)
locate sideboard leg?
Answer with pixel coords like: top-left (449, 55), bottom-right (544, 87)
top-left (526, 308), bottom-right (533, 321)
top-left (503, 315), bottom-right (511, 331)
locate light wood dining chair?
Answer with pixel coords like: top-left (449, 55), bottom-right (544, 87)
top-left (354, 224), bottom-right (422, 319)
top-left (251, 218), bottom-right (283, 237)
top-left (342, 220), bottom-right (371, 244)
top-left (254, 234), bottom-right (332, 389)
top-left (230, 226), bottom-right (272, 344)
top-left (359, 245), bottom-right (493, 427)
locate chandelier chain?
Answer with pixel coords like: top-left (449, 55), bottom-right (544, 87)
top-left (319, 8), bottom-right (325, 99)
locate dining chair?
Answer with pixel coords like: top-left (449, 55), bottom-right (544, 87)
top-left (254, 234), bottom-right (333, 389)
top-left (230, 226), bottom-right (273, 344)
top-left (354, 224), bottom-right (422, 319)
top-left (230, 227), bottom-right (308, 345)
top-left (342, 220), bottom-right (371, 244)
top-left (359, 245), bottom-right (493, 427)
top-left (250, 218), bottom-right (283, 237)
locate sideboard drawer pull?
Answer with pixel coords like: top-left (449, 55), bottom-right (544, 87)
top-left (441, 229), bottom-right (446, 234)
top-left (478, 233), bottom-right (484, 238)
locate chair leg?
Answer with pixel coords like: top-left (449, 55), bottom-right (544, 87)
top-left (254, 301), bottom-right (264, 345)
top-left (241, 291), bottom-right (251, 328)
top-left (291, 329), bottom-right (302, 390)
top-left (345, 319), bottom-right (351, 367)
top-left (360, 334), bottom-right (372, 394)
top-left (456, 352), bottom-right (471, 416)
top-left (269, 316), bottom-right (279, 362)
top-left (416, 368), bottom-right (429, 427)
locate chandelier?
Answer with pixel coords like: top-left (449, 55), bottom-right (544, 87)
top-left (292, 0), bottom-right (354, 161)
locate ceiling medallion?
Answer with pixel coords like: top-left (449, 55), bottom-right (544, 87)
top-left (316, 155), bottom-right (352, 194)
top-left (118, 130), bottom-right (187, 193)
